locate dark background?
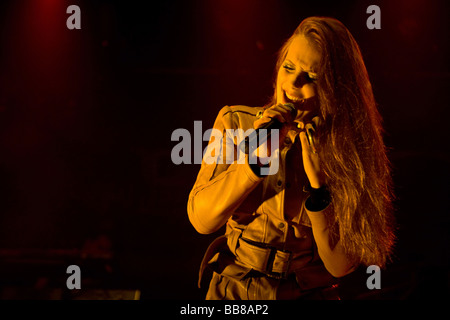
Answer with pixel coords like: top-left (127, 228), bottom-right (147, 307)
top-left (0, 0), bottom-right (448, 299)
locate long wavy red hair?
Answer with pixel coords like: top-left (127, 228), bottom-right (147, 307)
top-left (271, 17), bottom-right (396, 268)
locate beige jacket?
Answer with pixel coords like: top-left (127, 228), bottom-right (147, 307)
top-left (187, 105), bottom-right (354, 290)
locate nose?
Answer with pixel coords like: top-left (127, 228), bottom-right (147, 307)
top-left (292, 71), bottom-right (310, 89)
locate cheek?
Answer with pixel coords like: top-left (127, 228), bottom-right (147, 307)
top-left (302, 84), bottom-right (318, 99)
top-left (275, 71), bottom-right (284, 94)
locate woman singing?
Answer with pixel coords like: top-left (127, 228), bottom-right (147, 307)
top-left (187, 16), bottom-right (395, 300)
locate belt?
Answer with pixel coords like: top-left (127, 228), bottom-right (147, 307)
top-left (227, 229), bottom-right (309, 279)
top-left (198, 229), bottom-right (335, 291)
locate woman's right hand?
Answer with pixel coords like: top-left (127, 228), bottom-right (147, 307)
top-left (252, 104), bottom-right (297, 158)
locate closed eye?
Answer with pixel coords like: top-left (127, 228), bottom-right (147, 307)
top-left (307, 73), bottom-right (318, 82)
top-left (282, 64), bottom-right (295, 72)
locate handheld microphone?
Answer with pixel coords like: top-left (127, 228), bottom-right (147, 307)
top-left (240, 103), bottom-right (297, 154)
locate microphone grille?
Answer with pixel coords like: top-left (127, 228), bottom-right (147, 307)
top-left (284, 103), bottom-right (297, 117)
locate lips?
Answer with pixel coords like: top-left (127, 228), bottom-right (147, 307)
top-left (283, 92), bottom-right (307, 113)
top-left (282, 91), bottom-right (315, 122)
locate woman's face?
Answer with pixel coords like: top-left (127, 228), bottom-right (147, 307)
top-left (276, 35), bottom-right (321, 120)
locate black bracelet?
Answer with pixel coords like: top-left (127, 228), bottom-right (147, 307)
top-left (305, 185), bottom-right (331, 211)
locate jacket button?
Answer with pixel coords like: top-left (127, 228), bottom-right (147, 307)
top-left (278, 222), bottom-right (285, 229)
top-left (277, 180), bottom-right (282, 187)
top-left (284, 137), bottom-right (291, 145)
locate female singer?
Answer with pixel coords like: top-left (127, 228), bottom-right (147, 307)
top-left (187, 16), bottom-right (395, 300)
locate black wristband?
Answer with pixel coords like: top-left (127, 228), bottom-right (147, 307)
top-left (305, 185), bottom-right (331, 212)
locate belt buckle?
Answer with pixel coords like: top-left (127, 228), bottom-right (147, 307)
top-left (266, 248), bottom-right (291, 280)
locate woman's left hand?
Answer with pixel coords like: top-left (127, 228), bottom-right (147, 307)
top-left (296, 116), bottom-right (325, 189)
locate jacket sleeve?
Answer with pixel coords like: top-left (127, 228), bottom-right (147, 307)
top-left (187, 106), bottom-right (264, 234)
top-left (305, 205), bottom-right (356, 278)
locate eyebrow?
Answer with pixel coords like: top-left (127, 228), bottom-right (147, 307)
top-left (285, 59), bottom-right (317, 74)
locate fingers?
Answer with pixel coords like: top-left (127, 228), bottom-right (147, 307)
top-left (299, 131), bottom-right (310, 153)
top-left (294, 121), bottom-right (305, 130)
top-left (253, 104), bottom-right (322, 155)
top-left (311, 116), bottom-right (321, 128)
top-left (254, 104), bottom-right (296, 129)
top-left (305, 123), bottom-right (317, 154)
top-left (297, 119), bottom-right (319, 154)
top-left (299, 130), bottom-right (318, 155)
